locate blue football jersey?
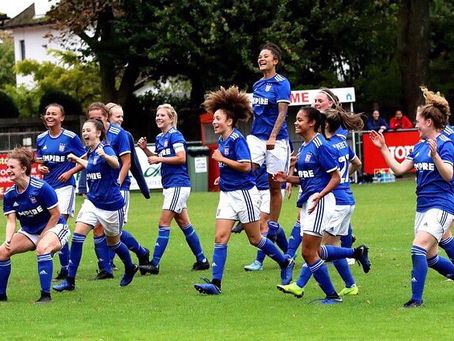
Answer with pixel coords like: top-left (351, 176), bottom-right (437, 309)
top-left (36, 129), bottom-right (86, 189)
top-left (86, 142), bottom-right (125, 211)
top-left (406, 134), bottom-right (454, 214)
top-left (218, 128), bottom-right (255, 191)
top-left (251, 73), bottom-right (291, 140)
top-left (255, 163), bottom-right (269, 191)
top-left (155, 127), bottom-right (191, 189)
top-left (106, 123), bottom-right (131, 191)
top-left (327, 135), bottom-right (355, 205)
top-left (336, 125), bottom-right (349, 138)
top-left (443, 125), bottom-right (454, 141)
top-left (3, 177), bottom-right (66, 235)
top-left (296, 133), bottom-right (339, 207)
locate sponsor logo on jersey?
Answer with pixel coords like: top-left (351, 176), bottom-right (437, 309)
top-left (251, 97), bottom-right (269, 105)
top-left (414, 162), bottom-right (435, 171)
top-left (17, 205), bottom-right (44, 217)
top-left (87, 172), bottom-right (102, 180)
top-left (42, 155), bottom-right (66, 162)
top-left (298, 170), bottom-right (315, 178)
top-left (59, 143), bottom-right (66, 152)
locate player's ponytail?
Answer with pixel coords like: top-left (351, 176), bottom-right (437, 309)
top-left (325, 108), bottom-right (364, 133)
top-left (419, 87), bottom-right (450, 130)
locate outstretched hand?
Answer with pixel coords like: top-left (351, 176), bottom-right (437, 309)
top-left (370, 130), bottom-right (386, 149)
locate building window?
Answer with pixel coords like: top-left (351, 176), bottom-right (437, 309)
top-left (20, 40), bottom-right (25, 60)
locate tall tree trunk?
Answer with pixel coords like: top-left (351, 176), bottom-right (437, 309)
top-left (99, 58), bottom-right (117, 103)
top-left (397, 0), bottom-right (430, 120)
top-left (117, 62), bottom-right (140, 108)
top-left (190, 73), bottom-right (205, 109)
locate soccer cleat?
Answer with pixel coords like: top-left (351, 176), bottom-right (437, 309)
top-left (52, 279), bottom-right (75, 292)
top-left (280, 257), bottom-right (294, 285)
top-left (338, 285), bottom-right (359, 296)
top-left (0, 293), bottom-right (7, 302)
top-left (352, 234), bottom-right (357, 245)
top-left (194, 278), bottom-right (221, 295)
top-left (320, 296), bottom-right (343, 305)
top-left (138, 248), bottom-right (151, 275)
top-left (354, 244), bottom-right (371, 273)
top-left (139, 261), bottom-right (160, 275)
top-left (92, 269), bottom-right (114, 280)
top-left (402, 299), bottom-right (423, 308)
top-left (192, 259), bottom-right (210, 271)
top-left (231, 222), bottom-right (244, 234)
top-left (244, 260), bottom-right (263, 271)
top-left (120, 265), bottom-right (139, 287)
top-left (276, 282), bottom-right (304, 298)
top-left (35, 291), bottom-right (52, 304)
top-left (53, 269), bottom-right (68, 281)
top-left (111, 263), bottom-right (119, 271)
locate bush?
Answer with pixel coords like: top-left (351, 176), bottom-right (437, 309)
top-left (39, 89), bottom-right (83, 116)
top-left (0, 90), bottom-right (19, 118)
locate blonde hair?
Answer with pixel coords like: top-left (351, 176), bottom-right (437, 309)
top-left (157, 104), bottom-right (178, 128)
top-left (105, 102), bottom-right (123, 117)
top-left (419, 87), bottom-right (450, 130)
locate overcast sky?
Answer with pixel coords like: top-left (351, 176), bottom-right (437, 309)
top-left (0, 0), bottom-right (34, 18)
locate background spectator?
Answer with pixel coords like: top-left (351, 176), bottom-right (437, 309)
top-left (389, 110), bottom-right (413, 130)
top-left (366, 110), bottom-right (388, 133)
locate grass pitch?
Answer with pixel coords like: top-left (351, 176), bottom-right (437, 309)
top-left (0, 180), bottom-right (452, 340)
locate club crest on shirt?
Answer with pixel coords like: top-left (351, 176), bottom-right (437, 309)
top-left (305, 153), bottom-right (312, 162)
top-left (29, 196), bottom-right (37, 204)
top-left (164, 140), bottom-right (168, 148)
top-left (265, 84), bottom-right (272, 92)
top-left (59, 143), bottom-right (66, 152)
top-left (224, 147), bottom-right (229, 156)
top-left (93, 156), bottom-right (99, 165)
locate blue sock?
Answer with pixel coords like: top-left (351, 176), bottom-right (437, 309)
top-left (286, 221), bottom-right (302, 258)
top-left (180, 224), bottom-right (205, 262)
top-left (109, 248), bottom-right (116, 266)
top-left (121, 230), bottom-right (147, 258)
top-left (309, 258), bottom-right (337, 297)
top-left (341, 224), bottom-right (353, 248)
top-left (93, 235), bottom-right (112, 274)
top-left (427, 254), bottom-right (454, 280)
top-left (0, 259), bottom-right (11, 295)
top-left (296, 263), bottom-right (312, 288)
top-left (58, 243), bottom-right (69, 271)
top-left (152, 226), bottom-right (170, 266)
top-left (37, 253), bottom-right (53, 294)
top-left (212, 243), bottom-right (227, 281)
top-left (257, 237), bottom-right (286, 265)
top-left (333, 259), bottom-right (355, 288)
top-left (109, 241), bottom-right (134, 271)
top-left (410, 245), bottom-right (428, 303)
top-left (68, 233), bottom-right (86, 279)
top-left (267, 220), bottom-right (279, 240)
top-left (320, 245), bottom-right (354, 261)
top-left (275, 225), bottom-right (288, 253)
top-left (439, 236), bottom-right (454, 263)
top-left (255, 233), bottom-right (267, 265)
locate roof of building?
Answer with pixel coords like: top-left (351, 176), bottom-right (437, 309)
top-left (1, 4), bottom-right (49, 30)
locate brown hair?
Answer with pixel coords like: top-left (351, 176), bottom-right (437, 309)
top-left (319, 88), bottom-right (340, 109)
top-left (86, 102), bottom-right (108, 118)
top-left (299, 106), bottom-right (325, 133)
top-left (325, 108), bottom-right (364, 133)
top-left (261, 43), bottom-right (282, 62)
top-left (203, 86), bottom-right (252, 127)
top-left (8, 147), bottom-right (34, 176)
top-left (84, 119), bottom-right (107, 142)
top-left (45, 103), bottom-right (65, 116)
top-left (419, 87), bottom-right (450, 130)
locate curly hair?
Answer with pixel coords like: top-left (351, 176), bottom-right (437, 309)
top-left (419, 87), bottom-right (450, 130)
top-left (8, 147), bottom-right (35, 176)
top-left (203, 86), bottom-right (252, 127)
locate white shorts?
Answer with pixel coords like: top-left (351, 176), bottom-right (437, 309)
top-left (55, 185), bottom-right (76, 217)
top-left (76, 199), bottom-right (125, 237)
top-left (300, 192), bottom-right (336, 237)
top-left (162, 187), bottom-right (190, 214)
top-left (216, 187), bottom-right (260, 224)
top-left (246, 135), bottom-right (290, 175)
top-left (414, 209), bottom-right (453, 242)
top-left (325, 205), bottom-right (355, 237)
top-left (259, 189), bottom-right (270, 214)
top-left (18, 223), bottom-right (70, 248)
top-left (120, 190), bottom-right (130, 223)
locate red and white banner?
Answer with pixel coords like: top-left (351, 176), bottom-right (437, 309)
top-left (362, 130), bottom-right (420, 174)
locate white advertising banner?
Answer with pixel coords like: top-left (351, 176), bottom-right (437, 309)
top-left (129, 145), bottom-right (162, 190)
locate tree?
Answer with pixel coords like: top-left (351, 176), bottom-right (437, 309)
top-left (0, 91), bottom-right (19, 118)
top-left (0, 31), bottom-right (15, 88)
top-left (397, 0), bottom-right (430, 120)
top-left (39, 89), bottom-right (83, 116)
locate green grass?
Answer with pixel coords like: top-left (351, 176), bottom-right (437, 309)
top-left (0, 181), bottom-right (452, 340)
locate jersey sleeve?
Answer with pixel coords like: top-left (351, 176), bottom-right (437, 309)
top-left (234, 137), bottom-right (252, 163)
top-left (348, 145), bottom-right (356, 161)
top-left (3, 192), bottom-right (15, 215)
top-left (103, 145), bottom-right (118, 158)
top-left (36, 136), bottom-right (44, 159)
top-left (318, 143), bottom-right (339, 173)
top-left (171, 131), bottom-right (186, 154)
top-left (40, 182), bottom-right (59, 210)
top-left (71, 135), bottom-right (87, 157)
top-left (275, 79), bottom-right (291, 103)
top-left (406, 142), bottom-right (421, 161)
top-left (117, 130), bottom-right (132, 156)
top-left (439, 140), bottom-right (454, 166)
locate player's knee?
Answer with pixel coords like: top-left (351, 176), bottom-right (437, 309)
top-left (248, 235), bottom-right (261, 246)
top-left (35, 242), bottom-right (52, 255)
top-left (0, 246), bottom-right (12, 260)
top-left (302, 246), bottom-right (317, 263)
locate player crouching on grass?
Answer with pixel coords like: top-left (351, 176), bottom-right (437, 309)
top-left (0, 147), bottom-right (70, 303)
top-left (194, 86), bottom-right (294, 295)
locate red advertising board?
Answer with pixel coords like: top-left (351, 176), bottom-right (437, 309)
top-left (0, 152), bottom-right (43, 197)
top-left (362, 130), bottom-right (421, 174)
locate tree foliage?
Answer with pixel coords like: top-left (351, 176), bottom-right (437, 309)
top-left (0, 91), bottom-right (19, 118)
top-left (0, 32), bottom-right (15, 89)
